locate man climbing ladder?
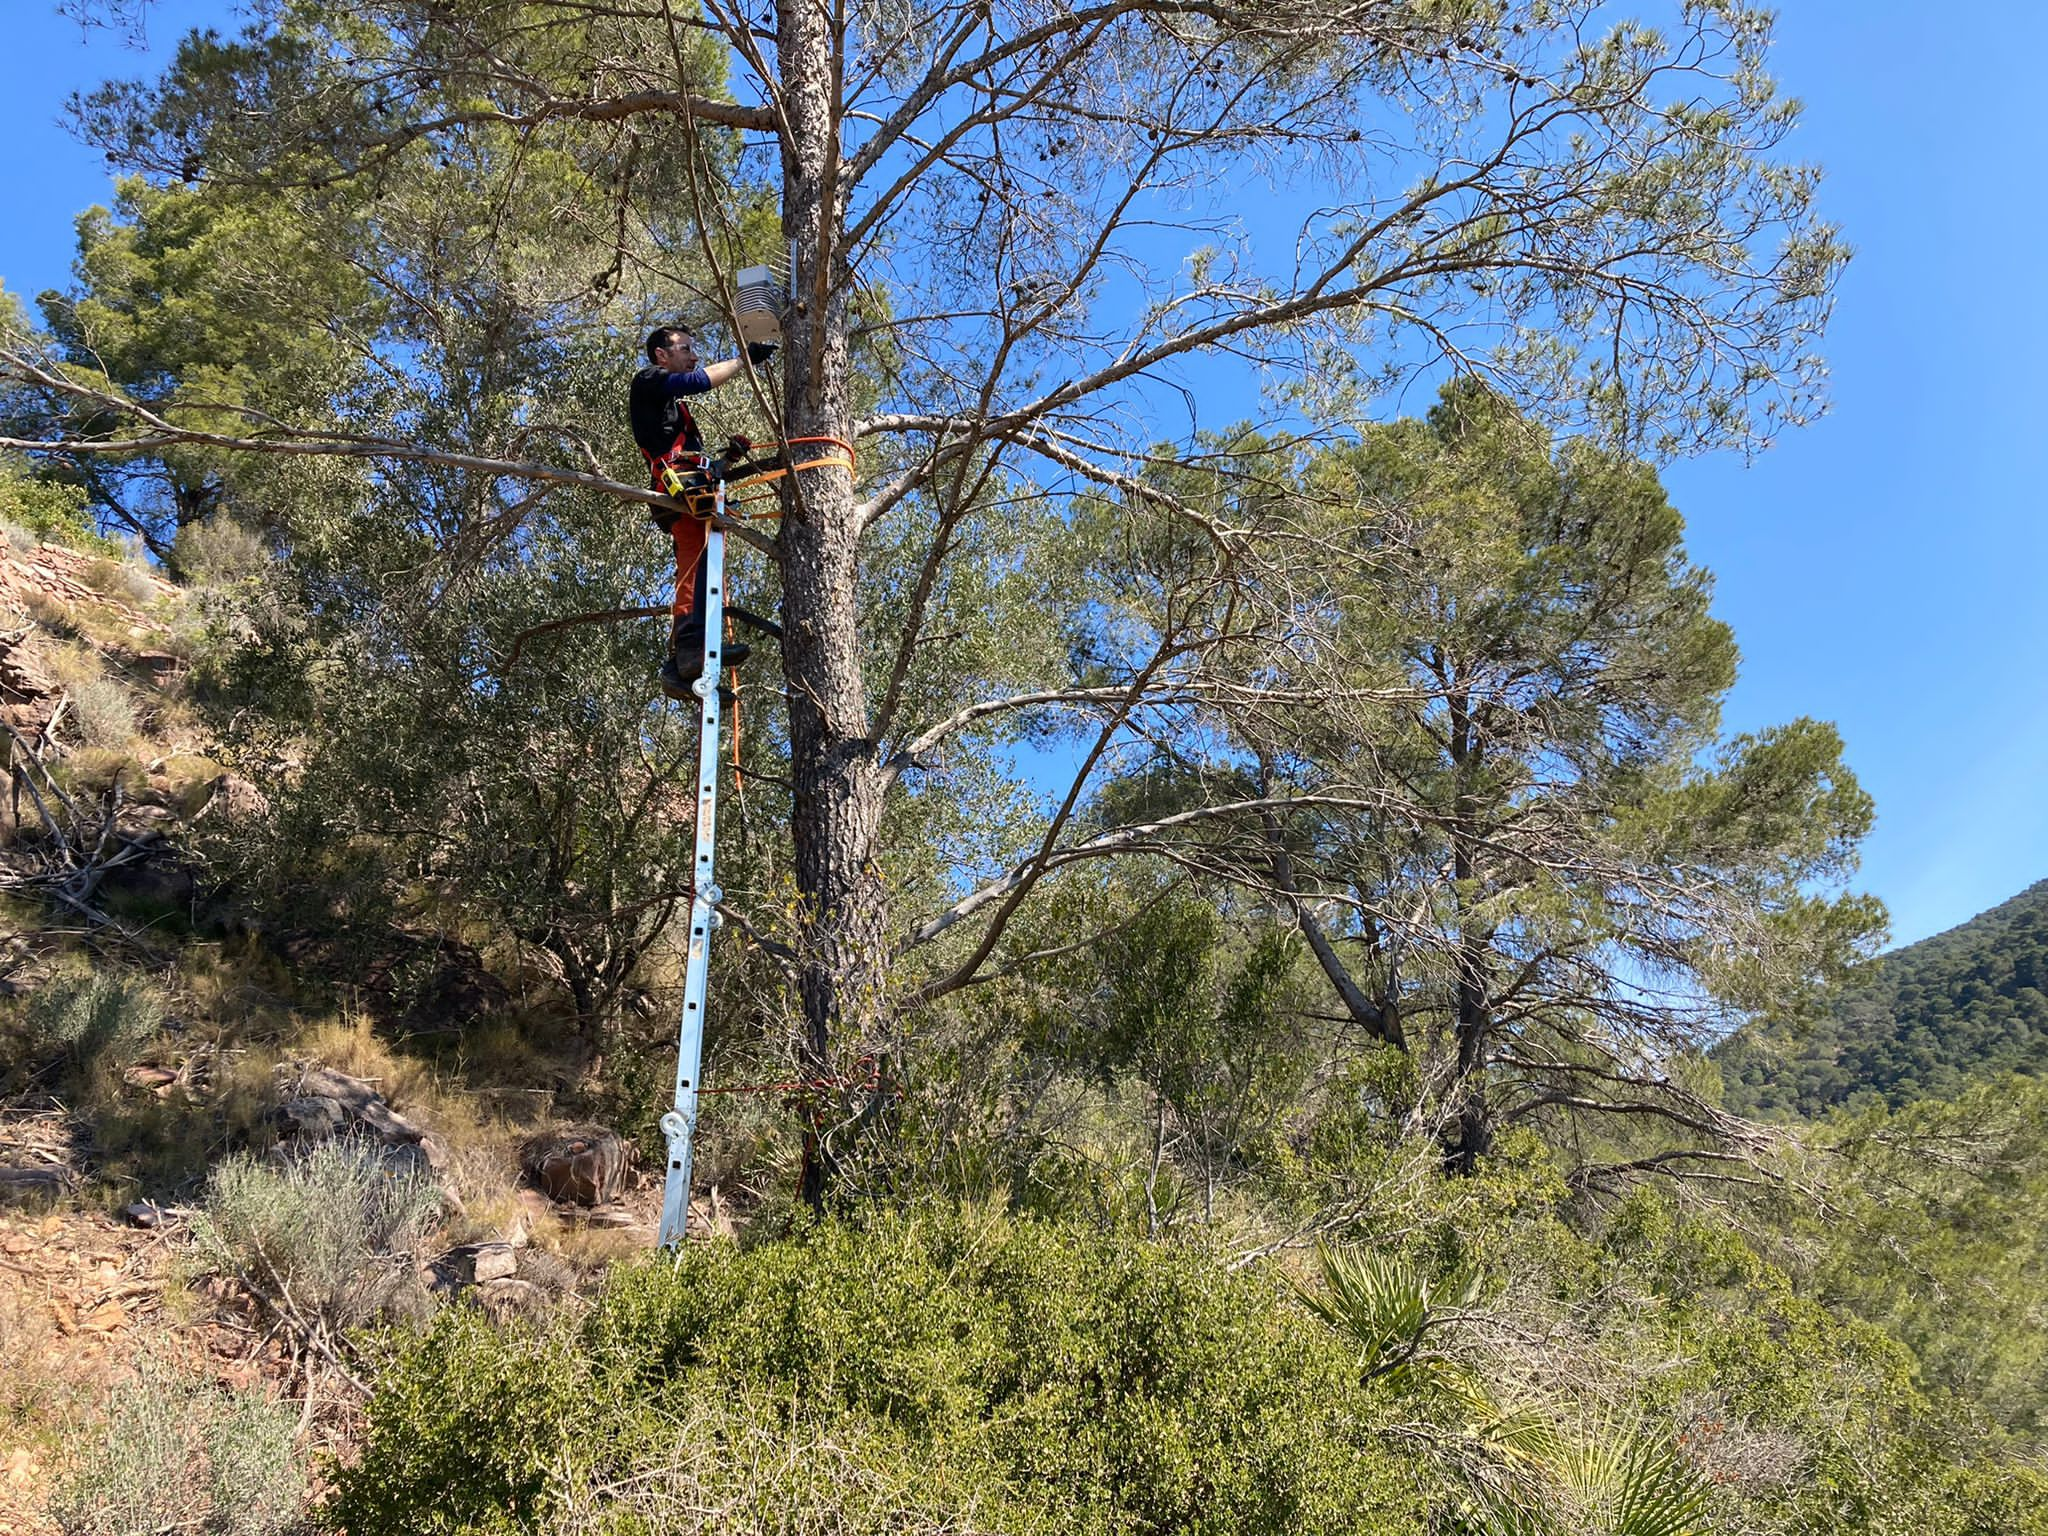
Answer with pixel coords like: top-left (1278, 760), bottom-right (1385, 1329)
top-left (628, 324), bottom-right (777, 697)
top-left (627, 307), bottom-right (858, 1245)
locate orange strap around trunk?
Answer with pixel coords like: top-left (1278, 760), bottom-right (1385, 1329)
top-left (720, 436), bottom-right (856, 518)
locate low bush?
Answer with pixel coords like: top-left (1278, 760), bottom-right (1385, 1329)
top-left (23, 969), bottom-right (165, 1071)
top-left (329, 1180), bottom-right (2048, 1536)
top-left (0, 470), bottom-right (119, 557)
top-left (172, 514), bottom-right (273, 587)
top-left (193, 1139), bottom-right (442, 1332)
top-left (81, 552), bottom-right (159, 606)
top-left (61, 675), bottom-right (138, 749)
top-left (327, 1209), bottom-right (1426, 1536)
top-left (34, 643), bottom-right (137, 749)
top-left (47, 1362), bottom-right (304, 1536)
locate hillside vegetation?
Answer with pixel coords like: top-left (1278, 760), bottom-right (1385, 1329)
top-left (2, 480), bottom-right (2045, 1535)
top-left (1721, 880), bottom-right (2048, 1116)
top-left (1, 1), bottom-right (2045, 1530)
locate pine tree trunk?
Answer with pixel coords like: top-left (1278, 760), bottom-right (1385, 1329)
top-left (775, 1), bottom-right (887, 1206)
top-left (1448, 959), bottom-right (1493, 1175)
top-left (1445, 692), bottom-right (1493, 1174)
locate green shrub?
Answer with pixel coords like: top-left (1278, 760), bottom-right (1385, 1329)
top-left (0, 468), bottom-right (120, 557)
top-left (47, 1362), bottom-right (304, 1536)
top-left (327, 1209), bottom-right (1425, 1536)
top-left (24, 969), bottom-right (165, 1069)
top-left (324, 1175), bottom-right (2048, 1536)
top-left (194, 1139), bottom-right (442, 1331)
top-left (62, 675), bottom-right (138, 748)
top-left (1593, 1190), bottom-right (2048, 1536)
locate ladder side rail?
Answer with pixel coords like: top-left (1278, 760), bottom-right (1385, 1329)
top-left (658, 486), bottom-right (729, 1248)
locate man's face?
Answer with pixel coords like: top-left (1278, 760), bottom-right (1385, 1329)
top-left (656, 332), bottom-right (699, 371)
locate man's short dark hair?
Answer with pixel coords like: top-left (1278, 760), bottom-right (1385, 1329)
top-left (645, 325), bottom-right (694, 363)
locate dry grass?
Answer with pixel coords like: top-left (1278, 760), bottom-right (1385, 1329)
top-left (81, 1051), bottom-right (286, 1201)
top-left (545, 1219), bottom-right (655, 1269)
top-left (78, 555), bottom-right (158, 609)
top-left (16, 589), bottom-right (77, 638)
top-left (289, 1010), bottom-right (651, 1266)
top-left (17, 591), bottom-right (155, 656)
top-left (294, 1012), bottom-right (539, 1229)
top-left (174, 943), bottom-right (301, 1033)
top-left (296, 1014), bottom-right (438, 1109)
top-left (0, 1263), bottom-right (78, 1430)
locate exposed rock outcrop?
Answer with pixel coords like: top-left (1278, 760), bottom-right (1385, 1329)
top-left (275, 1062), bottom-right (449, 1179)
top-left (519, 1124), bottom-right (635, 1207)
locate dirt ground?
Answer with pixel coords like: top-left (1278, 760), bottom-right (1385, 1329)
top-left (0, 1204), bottom-right (256, 1536)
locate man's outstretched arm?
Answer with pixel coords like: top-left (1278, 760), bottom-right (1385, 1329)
top-left (662, 354), bottom-right (766, 394)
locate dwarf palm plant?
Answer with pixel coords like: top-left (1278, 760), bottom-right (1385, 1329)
top-left (1301, 1242), bottom-right (1710, 1536)
top-left (1460, 1420), bottom-right (1712, 1536)
top-left (1297, 1240), bottom-right (1482, 1389)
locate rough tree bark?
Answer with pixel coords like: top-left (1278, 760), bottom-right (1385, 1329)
top-left (774, 0), bottom-right (888, 1198)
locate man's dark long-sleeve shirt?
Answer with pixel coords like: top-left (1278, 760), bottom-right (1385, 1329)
top-left (629, 366), bottom-right (714, 460)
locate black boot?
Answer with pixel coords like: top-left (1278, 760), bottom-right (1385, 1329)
top-left (657, 650), bottom-right (694, 701)
top-left (659, 622), bottom-right (749, 700)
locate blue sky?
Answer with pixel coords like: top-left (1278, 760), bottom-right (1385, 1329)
top-left (3, 2), bottom-right (2044, 948)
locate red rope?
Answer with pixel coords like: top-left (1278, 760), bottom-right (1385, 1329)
top-left (697, 1056), bottom-right (900, 1103)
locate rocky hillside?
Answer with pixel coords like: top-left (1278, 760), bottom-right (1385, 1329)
top-left (0, 530), bottom-right (717, 1533)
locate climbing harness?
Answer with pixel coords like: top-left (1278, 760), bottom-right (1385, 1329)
top-left (656, 436), bottom-right (855, 1249)
top-left (661, 436), bottom-right (856, 521)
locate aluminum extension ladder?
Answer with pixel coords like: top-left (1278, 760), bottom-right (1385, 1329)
top-left (658, 481), bottom-right (730, 1248)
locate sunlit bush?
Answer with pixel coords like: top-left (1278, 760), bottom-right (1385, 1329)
top-left (194, 1138), bottom-right (442, 1331)
top-left (327, 1209), bottom-right (1424, 1536)
top-left (48, 1362), bottom-right (304, 1536)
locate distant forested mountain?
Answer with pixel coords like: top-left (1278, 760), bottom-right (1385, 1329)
top-left (1722, 880), bottom-right (2048, 1116)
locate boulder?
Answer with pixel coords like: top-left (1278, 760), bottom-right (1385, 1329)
top-left (193, 772), bottom-right (270, 825)
top-left (280, 1093), bottom-right (349, 1138)
top-left (427, 1240), bottom-right (519, 1290)
top-left (468, 1242), bottom-right (519, 1285)
top-left (276, 1062), bottom-right (449, 1172)
top-left (519, 1125), bottom-right (634, 1207)
top-left (471, 1277), bottom-right (544, 1323)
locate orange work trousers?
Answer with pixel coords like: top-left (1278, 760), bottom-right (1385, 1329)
top-left (669, 511), bottom-right (709, 622)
